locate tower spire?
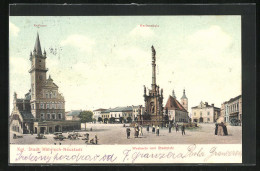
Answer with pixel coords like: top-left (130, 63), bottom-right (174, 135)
top-left (151, 45), bottom-right (156, 90)
top-left (34, 32), bottom-right (42, 55)
top-left (172, 89), bottom-right (176, 99)
top-left (181, 89), bottom-right (187, 99)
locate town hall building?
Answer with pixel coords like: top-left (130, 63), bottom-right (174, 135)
top-left (9, 33), bottom-right (80, 134)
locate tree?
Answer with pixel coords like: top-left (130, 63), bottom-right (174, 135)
top-left (78, 110), bottom-right (93, 130)
top-left (98, 117), bottom-right (103, 122)
top-left (104, 118), bottom-right (108, 123)
top-left (127, 117), bottom-right (132, 123)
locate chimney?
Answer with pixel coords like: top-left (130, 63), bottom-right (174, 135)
top-left (211, 103), bottom-right (214, 107)
top-left (205, 102), bottom-right (208, 106)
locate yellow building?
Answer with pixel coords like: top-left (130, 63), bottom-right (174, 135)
top-left (191, 102), bottom-right (220, 123)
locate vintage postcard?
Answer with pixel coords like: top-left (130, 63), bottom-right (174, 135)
top-left (9, 14), bottom-right (242, 164)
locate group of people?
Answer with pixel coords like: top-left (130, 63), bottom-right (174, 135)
top-left (168, 123), bottom-right (186, 135)
top-left (149, 125), bottom-right (160, 136)
top-left (126, 124), bottom-right (143, 139)
top-left (215, 122), bottom-right (228, 136)
top-left (126, 122), bottom-right (186, 139)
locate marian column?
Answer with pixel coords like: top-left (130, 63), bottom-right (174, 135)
top-left (151, 46), bottom-right (156, 91)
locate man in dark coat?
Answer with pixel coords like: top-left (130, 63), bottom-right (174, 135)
top-left (152, 125), bottom-right (155, 134)
top-left (223, 123), bottom-right (228, 135)
top-left (126, 128), bottom-right (131, 139)
top-left (215, 123), bottom-right (218, 135)
top-left (156, 125), bottom-right (160, 136)
top-left (147, 125), bottom-right (149, 132)
top-left (181, 124), bottom-right (185, 135)
top-left (176, 124), bottom-right (179, 132)
top-left (169, 123), bottom-right (172, 133)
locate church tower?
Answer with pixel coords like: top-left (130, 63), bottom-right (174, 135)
top-left (29, 33), bottom-right (48, 118)
top-left (181, 89), bottom-right (188, 112)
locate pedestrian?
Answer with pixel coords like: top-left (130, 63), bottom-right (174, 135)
top-left (139, 126), bottom-right (143, 136)
top-left (215, 123), bottom-right (218, 135)
top-left (95, 134), bottom-right (98, 144)
top-left (217, 122), bottom-right (224, 136)
top-left (156, 125), bottom-right (160, 136)
top-left (152, 125), bottom-right (155, 134)
top-left (169, 123), bottom-right (172, 133)
top-left (181, 124), bottom-right (185, 135)
top-left (222, 122), bottom-right (228, 136)
top-left (147, 125), bottom-right (149, 132)
top-left (126, 127), bottom-right (131, 139)
top-left (176, 124), bottom-right (179, 132)
top-left (135, 125), bottom-right (139, 138)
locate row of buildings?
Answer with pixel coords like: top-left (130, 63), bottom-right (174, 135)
top-left (9, 34), bottom-right (242, 135)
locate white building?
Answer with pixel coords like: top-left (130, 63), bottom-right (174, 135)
top-left (191, 102), bottom-right (220, 123)
top-left (93, 108), bottom-right (107, 121)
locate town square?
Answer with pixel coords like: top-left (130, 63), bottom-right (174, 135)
top-left (9, 16), bottom-right (242, 146)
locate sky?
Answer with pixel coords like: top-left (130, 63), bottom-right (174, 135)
top-left (9, 16), bottom-right (241, 114)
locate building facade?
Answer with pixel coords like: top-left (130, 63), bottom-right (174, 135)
top-left (164, 89), bottom-right (189, 123)
top-left (93, 108), bottom-right (107, 121)
top-left (132, 105), bottom-right (144, 121)
top-left (9, 33), bottom-right (80, 134)
top-left (140, 46), bottom-right (164, 125)
top-left (191, 102), bottom-right (220, 123)
top-left (221, 95), bottom-right (242, 125)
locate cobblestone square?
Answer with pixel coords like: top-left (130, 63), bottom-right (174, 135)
top-left (10, 123), bottom-right (242, 145)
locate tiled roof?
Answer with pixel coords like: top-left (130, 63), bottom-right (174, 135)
top-left (110, 106), bottom-right (133, 112)
top-left (20, 111), bottom-right (34, 119)
top-left (165, 95), bottom-right (187, 112)
top-left (227, 95), bottom-right (242, 103)
top-left (93, 108), bottom-right (107, 112)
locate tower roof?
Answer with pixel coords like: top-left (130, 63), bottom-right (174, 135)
top-left (181, 89), bottom-right (187, 99)
top-left (34, 32), bottom-right (42, 55)
top-left (172, 89), bottom-right (176, 99)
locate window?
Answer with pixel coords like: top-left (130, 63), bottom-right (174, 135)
top-left (58, 113), bottom-right (62, 119)
top-left (207, 118), bottom-right (210, 121)
top-left (52, 104), bottom-right (55, 109)
top-left (50, 93), bottom-right (52, 98)
top-left (40, 113), bottom-right (45, 119)
top-left (52, 114), bottom-right (56, 119)
top-left (194, 112), bottom-right (196, 116)
top-left (46, 93), bottom-right (48, 98)
top-left (40, 103), bottom-right (44, 109)
top-left (46, 104), bottom-right (49, 109)
top-left (47, 113), bottom-right (51, 119)
top-left (32, 104), bottom-right (34, 110)
top-left (207, 112), bottom-right (210, 115)
top-left (200, 112), bottom-right (202, 117)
